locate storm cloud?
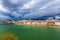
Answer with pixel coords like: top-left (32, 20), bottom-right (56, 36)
top-left (0, 0), bottom-right (60, 20)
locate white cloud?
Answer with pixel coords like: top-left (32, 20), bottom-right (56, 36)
top-left (0, 14), bottom-right (10, 20)
top-left (55, 16), bottom-right (60, 20)
top-left (11, 11), bottom-right (22, 17)
top-left (0, 0), bottom-right (2, 4)
top-left (0, 0), bottom-right (60, 20)
top-left (48, 17), bottom-right (54, 20)
top-left (8, 0), bottom-right (20, 4)
top-left (39, 0), bottom-right (60, 10)
top-left (0, 4), bottom-right (10, 13)
top-left (23, 0), bottom-right (60, 19)
top-left (21, 0), bottom-right (40, 9)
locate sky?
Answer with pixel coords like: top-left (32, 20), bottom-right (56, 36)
top-left (0, 0), bottom-right (60, 20)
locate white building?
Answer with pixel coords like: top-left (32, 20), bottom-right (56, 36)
top-left (55, 20), bottom-right (60, 26)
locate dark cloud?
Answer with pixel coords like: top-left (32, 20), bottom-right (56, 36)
top-left (0, 0), bottom-right (60, 20)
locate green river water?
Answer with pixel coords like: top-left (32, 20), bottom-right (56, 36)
top-left (0, 25), bottom-right (60, 40)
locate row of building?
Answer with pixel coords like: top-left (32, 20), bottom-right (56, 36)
top-left (2, 20), bottom-right (60, 26)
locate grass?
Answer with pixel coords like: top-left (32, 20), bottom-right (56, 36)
top-left (0, 24), bottom-right (60, 40)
